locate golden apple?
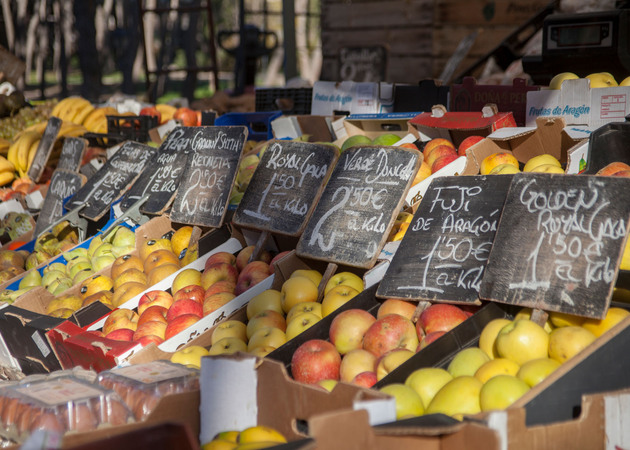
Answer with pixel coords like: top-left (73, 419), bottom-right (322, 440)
top-left (548, 72), bottom-right (579, 90)
top-left (170, 345), bottom-right (209, 369)
top-left (211, 320), bottom-right (248, 345)
top-left (340, 348), bottom-right (377, 383)
top-left (246, 289), bottom-right (283, 320)
top-left (426, 376), bottom-right (482, 419)
top-left (479, 318), bottom-right (512, 359)
top-left (549, 311), bottom-right (584, 328)
top-left (324, 271), bottom-right (364, 295)
top-left (238, 426), bottom-right (287, 445)
top-left (581, 307), bottom-right (630, 337)
top-left (280, 276), bottom-right (318, 314)
top-left (321, 284), bottom-right (360, 317)
top-left (447, 347), bottom-right (490, 378)
top-left (523, 154), bottom-right (562, 173)
top-left (379, 383), bottom-right (424, 419)
top-left (375, 348), bottom-right (414, 381)
top-left (516, 357), bottom-right (561, 387)
top-left (548, 326), bottom-right (596, 363)
top-left (286, 302), bottom-right (322, 323)
top-left (247, 327), bottom-right (287, 352)
top-left (290, 269), bottom-right (323, 288)
top-left (171, 268), bottom-right (202, 295)
top-left (474, 358), bottom-right (520, 384)
top-left (528, 164), bottom-right (565, 174)
top-left (479, 152), bottom-right (519, 176)
top-left (496, 319), bottom-right (550, 366)
top-left (586, 72), bottom-right (618, 88)
top-left (479, 374), bottom-right (530, 411)
top-left (404, 367), bottom-right (453, 409)
top-left (489, 163), bottom-right (520, 175)
top-left (208, 337), bottom-right (248, 355)
top-left (171, 226), bottom-right (193, 258)
top-left (285, 312), bottom-right (321, 340)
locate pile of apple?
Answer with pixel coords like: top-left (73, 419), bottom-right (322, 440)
top-left (376, 305), bottom-right (629, 420)
top-left (480, 152), bottom-right (564, 175)
top-left (549, 71), bottom-right (630, 89)
top-left (207, 269), bottom-right (365, 358)
top-left (289, 301), bottom-right (475, 389)
top-left (99, 244), bottom-right (277, 346)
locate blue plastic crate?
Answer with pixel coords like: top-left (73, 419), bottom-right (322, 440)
top-left (214, 111), bottom-right (282, 141)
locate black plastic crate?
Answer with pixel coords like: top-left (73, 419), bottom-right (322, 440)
top-left (255, 87), bottom-right (313, 115)
top-left (84, 115), bottom-right (157, 147)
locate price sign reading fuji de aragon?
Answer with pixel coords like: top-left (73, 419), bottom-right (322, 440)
top-left (296, 145), bottom-right (421, 269)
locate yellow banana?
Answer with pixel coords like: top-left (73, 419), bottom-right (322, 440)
top-left (0, 155), bottom-right (15, 173)
top-left (15, 131), bottom-right (41, 172)
top-left (55, 96), bottom-right (89, 121)
top-left (0, 170), bottom-right (14, 186)
top-left (6, 141), bottom-right (19, 166)
top-left (156, 104), bottom-right (176, 122)
top-left (72, 103), bottom-right (95, 125)
top-left (51, 97), bottom-right (70, 118)
top-left (27, 138), bottom-right (40, 168)
top-left (84, 106), bottom-right (117, 132)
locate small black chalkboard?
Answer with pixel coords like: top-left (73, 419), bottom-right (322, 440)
top-left (27, 116), bottom-right (62, 182)
top-left (480, 173), bottom-right (630, 319)
top-left (233, 141), bottom-right (338, 236)
top-left (120, 127), bottom-right (192, 215)
top-left (35, 170), bottom-right (86, 236)
top-left (170, 126), bottom-right (248, 228)
top-left (296, 145), bottom-right (421, 269)
top-left (67, 141), bottom-right (156, 221)
top-left (376, 175), bottom-right (512, 304)
top-left (56, 137), bottom-right (86, 172)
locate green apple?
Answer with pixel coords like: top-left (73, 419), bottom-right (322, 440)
top-left (379, 383), bottom-right (424, 419)
top-left (447, 347), bottom-right (490, 378)
top-left (341, 135), bottom-right (372, 152)
top-left (372, 133), bottom-right (401, 146)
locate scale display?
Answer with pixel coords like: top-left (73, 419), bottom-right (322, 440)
top-left (548, 21), bottom-right (612, 49)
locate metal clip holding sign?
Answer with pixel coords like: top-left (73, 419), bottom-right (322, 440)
top-left (100, 195), bottom-right (151, 242)
top-left (37, 201), bottom-right (89, 243)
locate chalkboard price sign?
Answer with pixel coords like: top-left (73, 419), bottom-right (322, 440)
top-left (296, 145), bottom-right (421, 268)
top-left (56, 137), bottom-right (87, 172)
top-left (480, 173), bottom-right (630, 319)
top-left (120, 127), bottom-right (193, 215)
top-left (376, 175), bottom-right (512, 304)
top-left (35, 170), bottom-right (86, 236)
top-left (67, 141), bottom-right (156, 221)
top-left (27, 116), bottom-right (62, 182)
top-left (233, 141), bottom-right (338, 236)
top-left (170, 126), bottom-right (248, 228)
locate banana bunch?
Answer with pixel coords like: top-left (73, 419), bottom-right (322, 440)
top-left (0, 138), bottom-right (10, 157)
top-left (156, 104), bottom-right (177, 122)
top-left (0, 155), bottom-right (15, 186)
top-left (83, 106), bottom-right (118, 133)
top-left (7, 130), bottom-right (40, 177)
top-left (51, 96), bottom-right (94, 124)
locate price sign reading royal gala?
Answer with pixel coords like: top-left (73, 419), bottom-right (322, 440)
top-left (232, 141), bottom-right (338, 236)
top-left (376, 175), bottom-right (512, 304)
top-left (120, 127), bottom-right (192, 215)
top-left (35, 170), bottom-right (86, 236)
top-left (67, 141), bottom-right (156, 221)
top-left (480, 173), bottom-right (630, 319)
top-left (296, 146), bottom-right (421, 268)
top-left (170, 126), bottom-right (248, 227)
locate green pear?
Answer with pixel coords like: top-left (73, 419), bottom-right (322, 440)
top-left (63, 247), bottom-right (88, 262)
top-left (87, 236), bottom-right (103, 259)
top-left (92, 243), bottom-right (114, 260)
top-left (19, 270), bottom-right (42, 289)
top-left (72, 269), bottom-right (94, 285)
top-left (111, 227), bottom-right (136, 248)
top-left (44, 262), bottom-right (67, 274)
top-left (34, 250), bottom-right (53, 265)
top-left (92, 255), bottom-right (116, 272)
top-left (239, 154), bottom-right (260, 171)
top-left (25, 253), bottom-right (39, 270)
top-left (111, 245), bottom-right (136, 259)
top-left (51, 279), bottom-right (73, 296)
top-left (68, 260), bottom-right (93, 280)
top-left (46, 276), bottom-right (73, 294)
top-left (42, 270), bottom-right (68, 290)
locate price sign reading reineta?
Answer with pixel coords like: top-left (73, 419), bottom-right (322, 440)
top-left (67, 141), bottom-right (156, 221)
top-left (296, 146), bottom-right (421, 268)
top-left (232, 141), bottom-right (338, 236)
top-left (170, 126), bottom-right (248, 227)
top-left (376, 175), bottom-right (512, 304)
top-left (480, 173), bottom-right (630, 319)
top-left (120, 127), bottom-right (193, 215)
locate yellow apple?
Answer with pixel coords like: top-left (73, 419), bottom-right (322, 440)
top-left (528, 164), bottom-right (565, 174)
top-left (290, 269), bottom-right (323, 288)
top-left (171, 226), bottom-right (193, 258)
top-left (238, 425), bottom-right (287, 445)
top-left (340, 348), bottom-right (377, 383)
top-left (247, 327), bottom-right (287, 352)
top-left (170, 345), bottom-right (210, 368)
top-left (581, 307), bottom-right (630, 337)
top-left (474, 358), bottom-right (520, 384)
top-left (586, 72), bottom-right (618, 88)
top-left (201, 439), bottom-right (238, 450)
top-left (404, 368), bottom-right (453, 409)
top-left (479, 318), bottom-right (512, 359)
top-left (447, 347), bottom-right (490, 378)
top-left (208, 337), bottom-right (248, 355)
top-left (321, 284), bottom-right (360, 317)
top-left (285, 312), bottom-right (321, 340)
top-left (280, 276), bottom-right (318, 313)
top-left (379, 383), bottom-right (424, 419)
top-left (548, 326), bottom-right (596, 363)
top-left (495, 319), bottom-right (550, 365)
top-left (621, 76), bottom-right (630, 87)
top-left (523, 154), bottom-right (562, 173)
top-left (516, 357), bottom-right (561, 387)
top-left (514, 308), bottom-right (553, 332)
top-left (324, 271), bottom-right (364, 295)
top-left (317, 379), bottom-right (338, 392)
top-left (375, 348), bottom-right (414, 381)
top-left (246, 289), bottom-right (283, 320)
top-left (426, 376), bottom-right (482, 419)
top-left (479, 374), bottom-right (530, 411)
top-left (549, 72), bottom-right (579, 90)
top-left (479, 152), bottom-right (519, 176)
top-left (489, 163), bottom-right (520, 175)
top-left (286, 302), bottom-right (322, 323)
top-left (549, 311), bottom-right (584, 328)
top-left (171, 268), bottom-right (202, 295)
top-left (211, 320), bottom-right (248, 345)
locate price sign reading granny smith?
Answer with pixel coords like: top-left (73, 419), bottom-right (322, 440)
top-left (170, 126), bottom-right (248, 228)
top-left (296, 145), bottom-right (421, 268)
top-left (480, 173), bottom-right (630, 319)
top-left (377, 175), bottom-right (512, 304)
top-left (233, 140), bottom-right (338, 236)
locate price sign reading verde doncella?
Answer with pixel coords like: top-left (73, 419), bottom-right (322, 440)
top-left (296, 145), bottom-right (421, 268)
top-left (376, 175), bottom-right (512, 304)
top-left (120, 127), bottom-right (193, 215)
top-left (480, 173), bottom-right (630, 319)
top-left (170, 126), bottom-right (248, 228)
top-left (67, 141), bottom-right (156, 221)
top-left (232, 140), bottom-right (338, 236)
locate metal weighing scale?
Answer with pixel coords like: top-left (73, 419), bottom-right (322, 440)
top-left (523, 7), bottom-right (630, 84)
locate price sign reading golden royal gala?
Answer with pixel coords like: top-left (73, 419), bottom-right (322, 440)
top-left (233, 140), bottom-right (338, 236)
top-left (480, 173), bottom-right (630, 319)
top-left (296, 145), bottom-right (421, 268)
top-left (377, 175), bottom-right (512, 304)
top-left (170, 126), bottom-right (248, 227)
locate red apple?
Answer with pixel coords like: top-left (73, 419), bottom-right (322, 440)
top-left (139, 106), bottom-right (161, 124)
top-left (173, 285), bottom-right (205, 305)
top-left (235, 245), bottom-right (272, 271)
top-left (457, 135), bottom-right (484, 157)
top-left (133, 321), bottom-right (167, 342)
top-left (136, 335), bottom-right (165, 347)
top-left (235, 261), bottom-right (272, 295)
top-left (352, 371), bottom-right (378, 388)
top-left (204, 252), bottom-right (237, 271)
top-left (102, 309), bottom-right (139, 335)
top-left (164, 314), bottom-right (200, 340)
top-left (329, 309), bottom-right (376, 355)
top-left (459, 304), bottom-right (481, 317)
top-left (173, 107), bottom-right (198, 127)
top-left (137, 291), bottom-right (174, 316)
top-left (270, 250), bottom-right (292, 268)
top-left (362, 314), bottom-right (419, 358)
top-left (202, 292), bottom-right (236, 316)
top-left (377, 299), bottom-right (417, 321)
top-left (105, 328), bottom-right (135, 342)
top-left (425, 145), bottom-right (457, 167)
top-left (417, 331), bottom-right (446, 351)
top-left (204, 280), bottom-right (236, 299)
top-left (246, 309), bottom-right (287, 339)
top-left (137, 305), bottom-right (168, 327)
top-left (166, 299), bottom-right (203, 322)
top-left (291, 339), bottom-right (341, 384)
top-left (431, 153), bottom-right (459, 173)
top-left (418, 304), bottom-right (468, 335)
top-left (200, 263), bottom-right (239, 290)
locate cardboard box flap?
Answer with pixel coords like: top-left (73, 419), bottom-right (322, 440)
top-left (342, 112), bottom-right (420, 140)
top-left (308, 409), bottom-right (378, 449)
